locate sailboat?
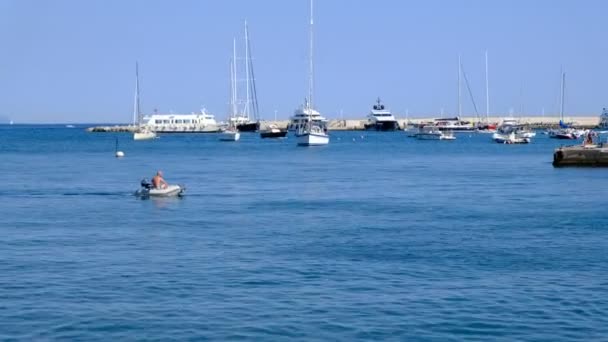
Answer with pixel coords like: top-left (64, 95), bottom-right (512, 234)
top-left (548, 71), bottom-right (584, 140)
top-left (295, 0), bottom-right (329, 146)
top-left (220, 39), bottom-right (241, 142)
top-left (132, 62), bottom-right (157, 141)
top-left (227, 22), bottom-right (260, 132)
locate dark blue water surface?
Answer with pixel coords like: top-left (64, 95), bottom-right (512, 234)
top-left (1, 125), bottom-right (607, 341)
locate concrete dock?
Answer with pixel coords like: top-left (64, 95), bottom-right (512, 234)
top-left (553, 144), bottom-right (608, 167)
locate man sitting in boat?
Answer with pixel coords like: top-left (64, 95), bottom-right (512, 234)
top-left (584, 131), bottom-right (594, 146)
top-left (152, 171), bottom-right (168, 189)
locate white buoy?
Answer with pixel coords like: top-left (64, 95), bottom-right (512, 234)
top-left (114, 138), bottom-right (124, 158)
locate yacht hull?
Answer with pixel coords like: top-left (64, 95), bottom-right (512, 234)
top-left (219, 131), bottom-right (240, 141)
top-left (260, 130), bottom-right (288, 139)
top-left (236, 122), bottom-right (260, 132)
top-left (133, 131), bottom-right (156, 140)
top-left (365, 121), bottom-right (400, 131)
top-left (296, 132), bottom-right (329, 146)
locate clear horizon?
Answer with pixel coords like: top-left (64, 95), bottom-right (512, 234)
top-left (1, 0), bottom-right (607, 123)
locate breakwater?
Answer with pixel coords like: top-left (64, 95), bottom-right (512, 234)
top-left (87, 116), bottom-right (601, 132)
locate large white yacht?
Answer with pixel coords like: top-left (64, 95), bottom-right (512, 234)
top-left (365, 98), bottom-right (399, 131)
top-left (140, 109), bottom-right (220, 133)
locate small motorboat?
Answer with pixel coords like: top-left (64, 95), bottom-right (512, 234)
top-left (219, 128), bottom-right (240, 141)
top-left (493, 132), bottom-right (530, 144)
top-left (135, 179), bottom-right (185, 198)
top-left (260, 124), bottom-right (288, 139)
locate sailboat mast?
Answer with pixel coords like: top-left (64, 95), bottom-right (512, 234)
top-left (485, 50), bottom-right (489, 122)
top-left (458, 54), bottom-right (462, 117)
top-left (232, 38), bottom-right (238, 118)
top-left (244, 21), bottom-right (251, 121)
top-left (246, 23), bottom-right (260, 121)
top-left (308, 0), bottom-right (314, 110)
top-left (559, 71), bottom-right (565, 120)
top-left (133, 62), bottom-right (140, 125)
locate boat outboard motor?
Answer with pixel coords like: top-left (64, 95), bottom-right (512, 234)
top-left (141, 178), bottom-right (152, 189)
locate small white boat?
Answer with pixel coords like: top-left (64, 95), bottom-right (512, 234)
top-left (293, 0), bottom-right (329, 147)
top-left (219, 39), bottom-right (242, 143)
top-left (296, 124), bottom-right (329, 146)
top-left (219, 129), bottom-right (240, 141)
top-left (136, 179), bottom-right (185, 198)
top-left (133, 127), bottom-right (157, 140)
top-left (493, 132), bottom-right (530, 144)
top-left (416, 126), bottom-right (455, 140)
top-left (132, 63), bottom-right (157, 141)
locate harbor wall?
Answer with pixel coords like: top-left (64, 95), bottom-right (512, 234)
top-left (87, 116), bottom-right (602, 132)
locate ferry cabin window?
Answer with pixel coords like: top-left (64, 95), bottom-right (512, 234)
top-left (163, 120), bottom-right (170, 124)
top-left (183, 120), bottom-right (191, 124)
top-left (175, 120), bottom-right (183, 124)
top-left (155, 120), bottom-right (162, 124)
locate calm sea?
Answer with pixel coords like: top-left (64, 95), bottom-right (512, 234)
top-left (1, 125), bottom-right (607, 341)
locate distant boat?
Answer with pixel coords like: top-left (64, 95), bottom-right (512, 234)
top-left (493, 132), bottom-right (530, 144)
top-left (295, 0), bottom-right (329, 146)
top-left (260, 124), bottom-right (288, 139)
top-left (548, 71), bottom-right (585, 140)
top-left (66, 124), bottom-right (75, 128)
top-left (364, 98), bottom-right (400, 131)
top-left (220, 39), bottom-right (241, 142)
top-left (132, 62), bottom-right (157, 141)
top-left (416, 126), bottom-right (456, 140)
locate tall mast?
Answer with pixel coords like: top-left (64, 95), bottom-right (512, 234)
top-left (246, 22), bottom-right (260, 121)
top-left (485, 50), bottom-right (489, 122)
top-left (560, 70), bottom-right (565, 120)
top-left (244, 21), bottom-right (251, 120)
top-left (308, 0), bottom-right (314, 110)
top-left (232, 38), bottom-right (238, 118)
top-left (458, 54), bottom-right (462, 117)
top-left (133, 61), bottom-right (140, 125)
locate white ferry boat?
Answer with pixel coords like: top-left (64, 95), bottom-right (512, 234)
top-left (140, 109), bottom-right (220, 133)
top-left (364, 98), bottom-right (400, 131)
top-left (288, 105), bottom-right (328, 132)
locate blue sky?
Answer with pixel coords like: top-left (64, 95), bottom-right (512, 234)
top-left (0, 0), bottom-right (606, 123)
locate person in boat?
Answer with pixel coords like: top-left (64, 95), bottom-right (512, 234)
top-left (152, 170), bottom-right (168, 189)
top-left (584, 131), bottom-right (594, 145)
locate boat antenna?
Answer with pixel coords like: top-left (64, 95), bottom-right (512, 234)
top-left (308, 0), bottom-right (314, 110)
top-left (133, 61), bottom-right (140, 125)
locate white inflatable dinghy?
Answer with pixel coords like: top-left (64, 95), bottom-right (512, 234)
top-left (136, 179), bottom-right (185, 198)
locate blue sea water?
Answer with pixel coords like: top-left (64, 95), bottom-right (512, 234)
top-left (1, 125), bottom-right (608, 341)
